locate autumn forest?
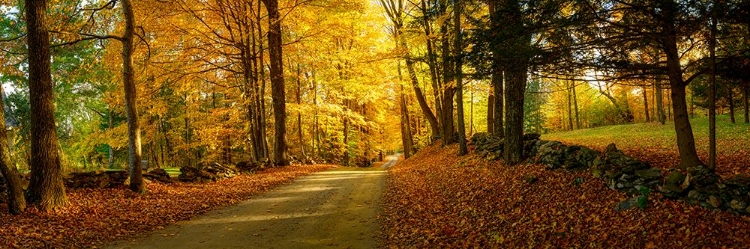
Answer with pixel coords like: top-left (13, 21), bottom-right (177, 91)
top-left (1, 0), bottom-right (750, 247)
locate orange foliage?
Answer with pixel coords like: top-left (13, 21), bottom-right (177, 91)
top-left (382, 144), bottom-right (750, 248)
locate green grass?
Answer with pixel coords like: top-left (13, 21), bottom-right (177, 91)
top-left (545, 115), bottom-right (749, 151)
top-left (162, 168), bottom-right (181, 177)
top-left (543, 114), bottom-right (750, 176)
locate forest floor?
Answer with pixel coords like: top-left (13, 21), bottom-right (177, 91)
top-left (0, 164), bottom-right (337, 248)
top-left (382, 142), bottom-right (750, 248)
top-left (105, 165), bottom-right (387, 249)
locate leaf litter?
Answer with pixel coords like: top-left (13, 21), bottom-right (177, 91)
top-left (0, 164), bottom-right (334, 248)
top-left (381, 144), bottom-right (750, 248)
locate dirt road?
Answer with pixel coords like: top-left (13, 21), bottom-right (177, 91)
top-left (107, 166), bottom-right (387, 249)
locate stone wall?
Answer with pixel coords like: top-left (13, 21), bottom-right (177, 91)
top-left (470, 132), bottom-right (750, 214)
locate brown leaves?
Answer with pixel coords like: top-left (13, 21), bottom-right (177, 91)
top-left (382, 144), bottom-right (750, 248)
top-left (0, 165), bottom-right (334, 248)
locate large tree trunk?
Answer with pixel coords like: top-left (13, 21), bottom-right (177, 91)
top-left (504, 65), bottom-right (528, 165)
top-left (263, 0), bottom-right (288, 166)
top-left (420, 0), bottom-right (442, 124)
top-left (454, 0), bottom-right (467, 155)
top-left (439, 0), bottom-right (455, 146)
top-left (25, 0), bottom-right (68, 210)
top-left (662, 8), bottom-right (704, 169)
top-left (501, 0), bottom-right (529, 165)
top-left (404, 58), bottom-right (440, 140)
top-left (489, 0), bottom-right (504, 137)
top-left (397, 59), bottom-right (413, 158)
top-left (0, 86), bottom-right (26, 214)
top-left (121, 0), bottom-right (144, 193)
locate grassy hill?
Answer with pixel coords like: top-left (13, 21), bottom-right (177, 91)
top-left (543, 115), bottom-right (750, 177)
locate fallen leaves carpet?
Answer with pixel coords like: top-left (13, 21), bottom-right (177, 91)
top-left (0, 164), bottom-right (334, 248)
top-left (381, 144), bottom-right (750, 248)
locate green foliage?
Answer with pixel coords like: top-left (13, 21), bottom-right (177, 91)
top-left (636, 185), bottom-right (650, 210)
top-left (524, 80), bottom-right (546, 133)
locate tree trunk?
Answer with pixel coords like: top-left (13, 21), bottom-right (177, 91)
top-left (405, 57), bottom-right (440, 140)
top-left (263, 0), bottom-right (288, 166)
top-left (573, 80), bottom-right (580, 129)
top-left (439, 0), bottom-right (455, 146)
top-left (382, 0), bottom-right (440, 142)
top-left (454, 0), bottom-right (467, 155)
top-left (420, 0), bottom-right (442, 124)
top-left (489, 0), bottom-right (504, 137)
top-left (642, 85), bottom-right (650, 122)
top-left (400, 88), bottom-right (413, 159)
top-left (470, 81), bottom-right (474, 135)
top-left (656, 79), bottom-right (666, 124)
top-left (502, 0), bottom-right (529, 165)
top-left (343, 117), bottom-right (349, 166)
top-left (708, 13), bottom-right (717, 170)
top-left (504, 65), bottom-right (528, 165)
top-left (120, 0), bottom-right (144, 193)
top-left (487, 92), bottom-right (495, 133)
top-left (567, 80), bottom-right (574, 130)
top-left (0, 86), bottom-right (26, 214)
top-left (108, 109), bottom-right (115, 168)
top-left (296, 63), bottom-right (306, 157)
top-left (397, 58), bottom-right (413, 158)
top-left (728, 86), bottom-right (735, 124)
top-left (25, 0), bottom-right (68, 210)
top-left (312, 71), bottom-right (320, 157)
top-left (661, 4), bottom-right (704, 169)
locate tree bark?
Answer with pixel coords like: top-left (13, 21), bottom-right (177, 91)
top-left (572, 80), bottom-right (580, 129)
top-left (404, 55), bottom-right (440, 140)
top-left (708, 12), bottom-right (717, 170)
top-left (567, 80), bottom-right (574, 130)
top-left (656, 79), bottom-right (666, 124)
top-left (0, 86), bottom-right (26, 214)
top-left (642, 85), bottom-right (650, 122)
top-left (439, 0), bottom-right (455, 146)
top-left (728, 86), bottom-right (735, 124)
top-left (487, 92), bottom-right (495, 133)
top-left (397, 56), bottom-right (413, 158)
top-left (296, 63), bottom-right (305, 157)
top-left (420, 0), bottom-right (443, 123)
top-left (263, 0), bottom-right (288, 166)
top-left (454, 0), bottom-right (467, 155)
top-left (489, 0), bottom-right (504, 137)
top-left (662, 5), bottom-right (704, 169)
top-left (121, 0), bottom-right (144, 193)
top-left (501, 0), bottom-right (529, 165)
top-left (25, 0), bottom-right (68, 210)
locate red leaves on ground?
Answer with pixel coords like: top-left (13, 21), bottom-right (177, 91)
top-left (0, 164), bottom-right (334, 248)
top-left (382, 144), bottom-right (750, 248)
